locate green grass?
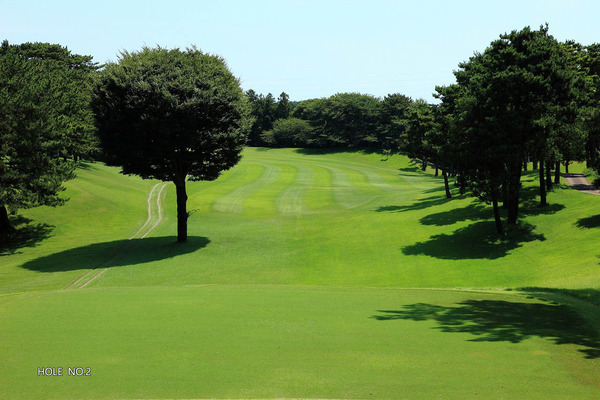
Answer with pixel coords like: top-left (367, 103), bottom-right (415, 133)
top-left (1, 148), bottom-right (599, 398)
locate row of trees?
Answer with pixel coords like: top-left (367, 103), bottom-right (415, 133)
top-left (434, 25), bottom-right (600, 234)
top-left (2, 25), bottom-right (599, 241)
top-left (254, 91), bottom-right (417, 149)
top-left (247, 25), bottom-right (600, 234)
top-left (245, 90), bottom-right (293, 145)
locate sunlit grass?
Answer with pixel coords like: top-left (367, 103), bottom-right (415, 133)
top-left (1, 148), bottom-right (599, 399)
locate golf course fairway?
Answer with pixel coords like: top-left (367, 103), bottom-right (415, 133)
top-left (1, 148), bottom-right (599, 399)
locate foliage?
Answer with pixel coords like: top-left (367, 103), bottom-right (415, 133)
top-left (436, 25), bottom-right (579, 231)
top-left (0, 41), bottom-right (97, 235)
top-left (401, 99), bottom-right (437, 169)
top-left (92, 46), bottom-right (250, 242)
top-left (291, 92), bottom-right (380, 147)
top-left (261, 117), bottom-right (312, 147)
top-left (376, 93), bottom-right (413, 148)
top-left (245, 90), bottom-right (291, 145)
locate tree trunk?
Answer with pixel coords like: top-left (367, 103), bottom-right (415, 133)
top-left (539, 159), bottom-right (547, 206)
top-left (434, 160), bottom-right (439, 177)
top-left (458, 174), bottom-right (466, 195)
top-left (174, 175), bottom-right (188, 243)
top-left (501, 182), bottom-right (508, 208)
top-left (533, 160), bottom-right (538, 170)
top-left (0, 205), bottom-right (12, 235)
top-left (421, 156), bottom-right (427, 171)
top-left (443, 167), bottom-right (452, 199)
top-left (545, 161), bottom-right (553, 191)
top-left (507, 163), bottom-right (522, 226)
top-left (554, 160), bottom-right (561, 185)
top-left (523, 159), bottom-right (528, 171)
top-left (565, 160), bottom-right (570, 174)
top-left (492, 191), bottom-right (504, 235)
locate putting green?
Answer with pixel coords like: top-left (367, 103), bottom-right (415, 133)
top-left (1, 148), bottom-right (599, 399)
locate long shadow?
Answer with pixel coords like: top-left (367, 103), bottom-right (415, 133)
top-left (419, 203), bottom-right (489, 226)
top-left (575, 215), bottom-right (600, 229)
top-left (402, 222), bottom-right (545, 260)
top-left (293, 147), bottom-right (383, 156)
top-left (398, 166), bottom-right (420, 173)
top-left (375, 195), bottom-right (454, 213)
top-left (76, 161), bottom-right (95, 170)
top-left (419, 201), bottom-right (565, 228)
top-left (19, 236), bottom-right (210, 272)
top-left (0, 216), bottom-right (54, 256)
top-left (373, 299), bottom-right (600, 359)
top-left (518, 287), bottom-right (600, 307)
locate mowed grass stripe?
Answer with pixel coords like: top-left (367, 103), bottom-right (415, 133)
top-left (253, 154), bottom-right (399, 190)
top-left (213, 163), bottom-right (280, 214)
top-left (277, 165), bottom-right (313, 215)
top-left (186, 163), bottom-right (251, 214)
top-left (316, 164), bottom-right (385, 210)
top-left (301, 164), bottom-right (338, 212)
top-left (242, 163), bottom-right (297, 217)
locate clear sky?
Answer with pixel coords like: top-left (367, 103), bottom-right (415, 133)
top-left (2, 0), bottom-right (599, 102)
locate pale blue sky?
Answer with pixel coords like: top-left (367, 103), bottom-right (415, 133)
top-left (2, 0), bottom-right (599, 101)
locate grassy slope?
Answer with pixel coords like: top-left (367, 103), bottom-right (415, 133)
top-left (89, 148), bottom-right (600, 290)
top-left (0, 148), bottom-right (599, 399)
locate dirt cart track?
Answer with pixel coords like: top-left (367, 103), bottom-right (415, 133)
top-left (64, 182), bottom-right (167, 289)
top-left (563, 173), bottom-right (600, 195)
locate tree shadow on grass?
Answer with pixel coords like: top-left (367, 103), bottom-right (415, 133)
top-left (517, 287), bottom-right (600, 307)
top-left (402, 221), bottom-right (545, 260)
top-left (19, 236), bottom-right (210, 272)
top-left (419, 203), bottom-right (489, 226)
top-left (398, 166), bottom-right (420, 173)
top-left (375, 195), bottom-right (454, 213)
top-left (0, 216), bottom-right (54, 256)
top-left (293, 147), bottom-right (385, 156)
top-left (373, 299), bottom-right (600, 359)
top-left (575, 215), bottom-right (600, 229)
top-left (419, 201), bottom-right (565, 228)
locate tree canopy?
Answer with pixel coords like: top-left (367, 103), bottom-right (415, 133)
top-left (92, 46), bottom-right (250, 242)
top-left (435, 25), bottom-right (579, 232)
top-left (0, 41), bottom-right (97, 236)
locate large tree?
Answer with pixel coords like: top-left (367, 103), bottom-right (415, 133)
top-left (92, 46), bottom-right (250, 242)
top-left (0, 41), bottom-right (95, 236)
top-left (442, 25), bottom-right (577, 230)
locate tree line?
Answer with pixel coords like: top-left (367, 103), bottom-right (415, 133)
top-left (1, 24), bottom-right (600, 241)
top-left (247, 25), bottom-right (600, 234)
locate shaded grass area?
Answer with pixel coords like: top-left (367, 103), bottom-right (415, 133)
top-left (374, 298), bottom-right (600, 359)
top-left (519, 287), bottom-right (600, 307)
top-left (576, 214), bottom-right (600, 229)
top-left (0, 216), bottom-right (54, 256)
top-left (401, 221), bottom-right (545, 260)
top-left (1, 287), bottom-right (599, 400)
top-left (19, 236), bottom-right (210, 272)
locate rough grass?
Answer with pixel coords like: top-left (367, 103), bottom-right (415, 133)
top-left (0, 148), bottom-right (599, 399)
